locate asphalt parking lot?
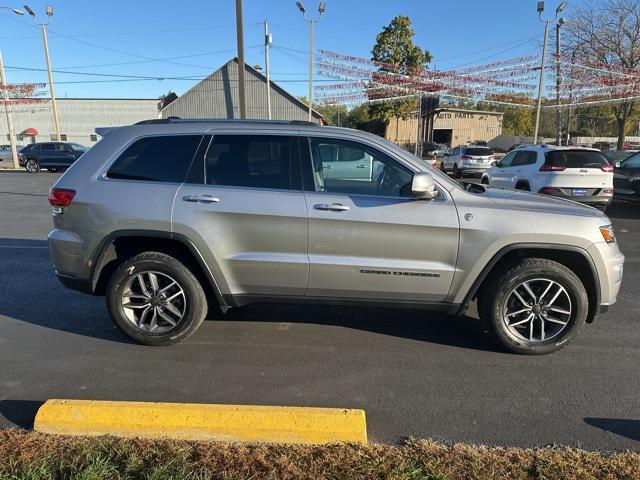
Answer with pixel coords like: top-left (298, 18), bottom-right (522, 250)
top-left (1, 171), bottom-right (639, 451)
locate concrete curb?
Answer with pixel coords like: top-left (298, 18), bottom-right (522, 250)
top-left (34, 399), bottom-right (368, 445)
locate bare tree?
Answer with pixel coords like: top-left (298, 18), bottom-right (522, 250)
top-left (565, 0), bottom-right (640, 148)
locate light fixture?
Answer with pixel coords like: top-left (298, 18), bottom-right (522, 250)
top-left (45, 5), bottom-right (53, 16)
top-left (558, 17), bottom-right (566, 25)
top-left (296, 1), bottom-right (305, 13)
top-left (22, 4), bottom-right (35, 16)
top-left (11, 7), bottom-right (24, 15)
top-left (318, 2), bottom-right (326, 13)
top-left (537, 1), bottom-right (545, 13)
top-left (556, 1), bottom-right (568, 13)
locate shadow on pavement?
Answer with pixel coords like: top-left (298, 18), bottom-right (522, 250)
top-left (584, 417), bottom-right (640, 442)
top-left (608, 200), bottom-right (640, 221)
top-left (0, 400), bottom-right (45, 429)
top-left (0, 238), bottom-right (500, 352)
top-left (0, 238), bottom-right (132, 344)
top-left (221, 303), bottom-right (502, 353)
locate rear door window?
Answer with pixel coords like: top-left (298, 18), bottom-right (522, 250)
top-left (107, 135), bottom-right (202, 182)
top-left (205, 135), bottom-right (298, 190)
top-left (513, 151), bottom-right (538, 166)
top-left (545, 150), bottom-right (609, 169)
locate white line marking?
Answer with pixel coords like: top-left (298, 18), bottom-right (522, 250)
top-left (0, 245), bottom-right (48, 249)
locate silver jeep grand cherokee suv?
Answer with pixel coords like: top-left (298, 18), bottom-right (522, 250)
top-left (48, 119), bottom-right (624, 354)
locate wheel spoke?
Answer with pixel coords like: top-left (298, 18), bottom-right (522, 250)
top-left (164, 290), bottom-right (183, 302)
top-left (548, 306), bottom-right (571, 315)
top-left (522, 282), bottom-right (537, 303)
top-left (157, 308), bottom-right (177, 326)
top-left (123, 302), bottom-right (150, 309)
top-left (529, 316), bottom-right (534, 340)
top-left (540, 318), bottom-right (545, 341)
top-left (539, 280), bottom-right (554, 302)
top-left (148, 308), bottom-right (158, 332)
top-left (159, 281), bottom-right (177, 294)
top-left (543, 314), bottom-right (568, 326)
top-left (510, 313), bottom-right (534, 327)
top-left (122, 292), bottom-right (149, 300)
top-left (163, 300), bottom-right (182, 318)
top-left (546, 287), bottom-right (564, 308)
top-left (513, 290), bottom-right (530, 308)
top-left (506, 307), bottom-right (532, 317)
top-left (136, 274), bottom-right (151, 297)
top-left (148, 272), bottom-right (160, 294)
top-left (137, 305), bottom-right (151, 328)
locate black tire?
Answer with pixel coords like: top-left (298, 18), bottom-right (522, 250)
top-left (440, 161), bottom-right (447, 173)
top-left (481, 176), bottom-right (489, 185)
top-left (25, 158), bottom-right (40, 174)
top-left (47, 168), bottom-right (59, 173)
top-left (515, 182), bottom-right (530, 191)
top-left (453, 164), bottom-right (461, 178)
top-left (478, 258), bottom-right (588, 355)
top-left (106, 251), bottom-right (207, 346)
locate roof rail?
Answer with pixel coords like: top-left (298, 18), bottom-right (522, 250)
top-left (133, 117), bottom-right (322, 126)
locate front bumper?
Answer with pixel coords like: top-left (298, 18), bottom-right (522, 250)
top-left (55, 271), bottom-right (92, 294)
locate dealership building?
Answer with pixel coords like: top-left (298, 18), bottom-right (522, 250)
top-left (0, 58), bottom-right (322, 148)
top-left (386, 108), bottom-right (504, 147)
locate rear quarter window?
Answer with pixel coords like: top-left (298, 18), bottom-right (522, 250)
top-left (545, 150), bottom-right (608, 169)
top-left (107, 135), bottom-right (202, 182)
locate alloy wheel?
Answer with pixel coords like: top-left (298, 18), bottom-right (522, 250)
top-left (502, 278), bottom-right (572, 343)
top-left (26, 160), bottom-right (39, 173)
top-left (120, 271), bottom-right (186, 334)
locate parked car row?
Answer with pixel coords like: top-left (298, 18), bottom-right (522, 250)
top-left (0, 144), bottom-right (25, 161)
top-left (436, 143), bottom-right (640, 209)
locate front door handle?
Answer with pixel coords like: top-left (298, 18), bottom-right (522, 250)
top-left (356, 164), bottom-right (366, 169)
top-left (314, 203), bottom-right (350, 212)
top-left (182, 194), bottom-right (220, 204)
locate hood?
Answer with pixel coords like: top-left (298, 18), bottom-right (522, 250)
top-left (481, 186), bottom-right (608, 219)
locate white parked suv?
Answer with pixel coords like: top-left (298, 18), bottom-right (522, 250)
top-left (481, 145), bottom-right (614, 210)
top-left (441, 145), bottom-right (497, 178)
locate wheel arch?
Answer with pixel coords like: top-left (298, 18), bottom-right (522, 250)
top-left (455, 243), bottom-right (600, 323)
top-left (515, 179), bottom-right (531, 190)
top-left (89, 230), bottom-right (229, 310)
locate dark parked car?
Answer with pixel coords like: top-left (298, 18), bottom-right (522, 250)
top-left (613, 152), bottom-right (640, 200)
top-left (603, 149), bottom-right (638, 165)
top-left (19, 142), bottom-right (88, 173)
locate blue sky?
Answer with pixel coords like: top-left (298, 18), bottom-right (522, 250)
top-left (0, 0), bottom-right (556, 99)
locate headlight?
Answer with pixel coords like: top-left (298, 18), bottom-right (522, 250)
top-left (599, 224), bottom-right (616, 243)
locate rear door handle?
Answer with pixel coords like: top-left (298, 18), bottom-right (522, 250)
top-left (182, 194), bottom-right (220, 204)
top-left (314, 203), bottom-right (350, 212)
top-left (356, 164), bottom-right (366, 169)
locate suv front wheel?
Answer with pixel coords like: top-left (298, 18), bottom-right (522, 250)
top-left (479, 258), bottom-right (588, 354)
top-left (25, 158), bottom-right (40, 174)
top-left (107, 251), bottom-right (207, 346)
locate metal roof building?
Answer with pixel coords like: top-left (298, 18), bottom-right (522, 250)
top-left (0, 98), bottom-right (159, 146)
top-left (161, 58), bottom-right (323, 124)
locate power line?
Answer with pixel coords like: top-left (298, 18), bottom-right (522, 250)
top-left (433, 34), bottom-right (541, 62)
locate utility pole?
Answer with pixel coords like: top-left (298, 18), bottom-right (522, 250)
top-left (235, 0), bottom-right (247, 119)
top-left (24, 5), bottom-right (61, 141)
top-left (296, 2), bottom-right (326, 123)
top-left (264, 20), bottom-right (272, 120)
top-left (533, 1), bottom-right (567, 144)
top-left (555, 18), bottom-right (565, 146)
top-left (0, 51), bottom-right (19, 169)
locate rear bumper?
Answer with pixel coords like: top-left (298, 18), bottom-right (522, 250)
top-left (539, 188), bottom-right (613, 206)
top-left (55, 271), bottom-right (92, 294)
top-left (460, 166), bottom-right (492, 177)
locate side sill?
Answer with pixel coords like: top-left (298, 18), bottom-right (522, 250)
top-left (224, 294), bottom-right (459, 313)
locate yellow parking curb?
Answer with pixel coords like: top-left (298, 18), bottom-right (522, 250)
top-left (34, 399), bottom-right (367, 445)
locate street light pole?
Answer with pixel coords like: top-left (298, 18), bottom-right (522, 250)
top-left (24, 5), bottom-right (61, 141)
top-left (0, 6), bottom-right (24, 168)
top-left (264, 20), bottom-right (272, 120)
top-left (235, 0), bottom-right (247, 119)
top-left (555, 18), bottom-right (565, 146)
top-left (533, 1), bottom-right (567, 145)
top-left (296, 2), bottom-right (325, 123)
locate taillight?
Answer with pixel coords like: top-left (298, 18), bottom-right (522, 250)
top-left (539, 187), bottom-right (561, 195)
top-left (490, 155), bottom-right (500, 160)
top-left (48, 188), bottom-right (76, 207)
top-left (602, 188), bottom-right (614, 195)
top-left (600, 164), bottom-right (614, 172)
top-left (540, 163), bottom-right (565, 172)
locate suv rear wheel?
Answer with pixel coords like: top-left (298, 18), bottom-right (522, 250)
top-left (25, 158), bottom-right (40, 174)
top-left (478, 258), bottom-right (588, 354)
top-left (106, 251), bottom-right (207, 346)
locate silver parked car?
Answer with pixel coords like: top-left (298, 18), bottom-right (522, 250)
top-left (0, 144), bottom-right (24, 161)
top-left (48, 119), bottom-right (624, 354)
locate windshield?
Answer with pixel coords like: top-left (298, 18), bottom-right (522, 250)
top-left (466, 147), bottom-right (493, 156)
top-left (545, 150), bottom-right (608, 168)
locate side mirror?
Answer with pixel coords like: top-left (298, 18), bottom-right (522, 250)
top-left (615, 161), bottom-right (622, 168)
top-left (411, 172), bottom-right (438, 200)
